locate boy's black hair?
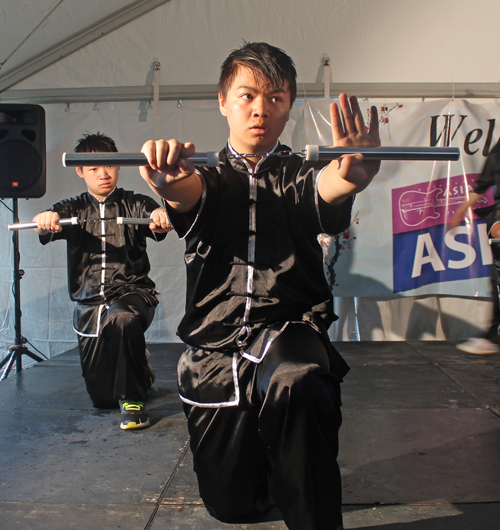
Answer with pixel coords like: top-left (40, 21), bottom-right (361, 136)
top-left (74, 132), bottom-right (118, 153)
top-left (218, 42), bottom-right (297, 106)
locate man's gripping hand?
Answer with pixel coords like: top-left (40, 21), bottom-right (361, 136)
top-left (140, 139), bottom-right (196, 189)
top-left (140, 139), bottom-right (203, 213)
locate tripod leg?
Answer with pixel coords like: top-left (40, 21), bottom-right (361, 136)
top-left (23, 347), bottom-right (44, 363)
top-left (4, 199), bottom-right (47, 379)
top-left (0, 346), bottom-right (44, 381)
top-left (0, 352), bottom-right (17, 381)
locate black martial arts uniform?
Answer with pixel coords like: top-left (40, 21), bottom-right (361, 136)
top-left (487, 204), bottom-right (500, 327)
top-left (165, 143), bottom-right (352, 530)
top-left (40, 187), bottom-right (167, 408)
top-left (473, 139), bottom-right (500, 344)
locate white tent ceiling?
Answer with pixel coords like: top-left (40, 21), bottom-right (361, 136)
top-left (0, 0), bottom-right (169, 91)
top-left (2, 0), bottom-right (500, 103)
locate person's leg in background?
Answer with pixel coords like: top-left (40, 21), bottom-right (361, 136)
top-left (78, 293), bottom-right (156, 428)
top-left (457, 265), bottom-right (500, 355)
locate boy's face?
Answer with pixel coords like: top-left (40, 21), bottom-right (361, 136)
top-left (76, 164), bottom-right (120, 201)
top-left (219, 66), bottom-right (292, 156)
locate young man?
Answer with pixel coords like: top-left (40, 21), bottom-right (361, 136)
top-left (487, 204), bottom-right (500, 279)
top-left (34, 132), bottom-right (172, 430)
top-left (140, 42), bottom-right (380, 529)
top-left (451, 138), bottom-right (500, 355)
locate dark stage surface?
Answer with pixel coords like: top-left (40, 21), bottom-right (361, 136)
top-left (1, 341), bottom-right (500, 529)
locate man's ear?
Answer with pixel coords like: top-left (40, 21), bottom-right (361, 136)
top-left (218, 93), bottom-right (227, 117)
top-left (76, 167), bottom-right (84, 179)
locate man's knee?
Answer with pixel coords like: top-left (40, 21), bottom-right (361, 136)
top-left (260, 363), bottom-right (343, 446)
top-left (270, 363), bottom-right (340, 408)
top-left (200, 486), bottom-right (272, 524)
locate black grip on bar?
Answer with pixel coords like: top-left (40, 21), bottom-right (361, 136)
top-left (62, 152), bottom-right (219, 167)
top-left (305, 145), bottom-right (460, 161)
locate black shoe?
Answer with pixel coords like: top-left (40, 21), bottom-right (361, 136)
top-left (119, 400), bottom-right (150, 430)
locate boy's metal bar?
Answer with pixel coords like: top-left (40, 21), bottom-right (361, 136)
top-left (62, 152), bottom-right (219, 167)
top-left (116, 217), bottom-right (153, 225)
top-left (305, 145), bottom-right (460, 162)
top-left (8, 217), bottom-right (80, 230)
top-left (8, 217), bottom-right (154, 230)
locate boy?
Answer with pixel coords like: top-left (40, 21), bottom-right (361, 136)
top-left (140, 42), bottom-right (380, 529)
top-left (34, 132), bottom-right (172, 430)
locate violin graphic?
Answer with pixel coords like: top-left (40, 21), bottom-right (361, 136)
top-left (398, 188), bottom-right (486, 227)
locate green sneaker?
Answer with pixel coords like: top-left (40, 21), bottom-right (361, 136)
top-left (119, 400), bottom-right (150, 430)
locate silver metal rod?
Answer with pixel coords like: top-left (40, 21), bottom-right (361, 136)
top-left (62, 151), bottom-right (219, 167)
top-left (8, 217), bottom-right (80, 231)
top-left (116, 217), bottom-right (153, 225)
top-left (305, 145), bottom-right (460, 161)
top-left (8, 217), bottom-right (154, 230)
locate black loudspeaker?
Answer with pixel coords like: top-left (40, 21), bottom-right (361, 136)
top-left (0, 104), bottom-right (46, 198)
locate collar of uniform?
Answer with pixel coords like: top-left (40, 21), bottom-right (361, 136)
top-left (222, 142), bottom-right (292, 175)
top-left (87, 186), bottom-right (119, 203)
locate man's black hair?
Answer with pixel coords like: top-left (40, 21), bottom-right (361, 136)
top-left (218, 42), bottom-right (297, 106)
top-left (74, 132), bottom-right (118, 153)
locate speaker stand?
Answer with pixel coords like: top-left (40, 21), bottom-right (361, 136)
top-left (0, 199), bottom-right (44, 381)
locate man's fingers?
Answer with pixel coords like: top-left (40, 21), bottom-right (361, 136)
top-left (164, 141), bottom-right (181, 168)
top-left (349, 96), bottom-right (366, 134)
top-left (369, 105), bottom-right (380, 137)
top-left (331, 94), bottom-right (367, 142)
top-left (330, 102), bottom-right (345, 142)
top-left (141, 140), bottom-right (160, 171)
top-left (339, 93), bottom-right (356, 135)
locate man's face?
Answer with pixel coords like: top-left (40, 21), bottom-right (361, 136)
top-left (219, 66), bottom-right (292, 156)
top-left (76, 164), bottom-right (120, 201)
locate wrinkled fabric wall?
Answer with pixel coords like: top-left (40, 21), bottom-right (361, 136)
top-left (10, 0), bottom-right (500, 90)
top-left (0, 100), bottom-right (225, 360)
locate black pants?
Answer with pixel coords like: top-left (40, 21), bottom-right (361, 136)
top-left (486, 265), bottom-right (500, 343)
top-left (183, 323), bottom-right (344, 530)
top-left (78, 293), bottom-right (155, 409)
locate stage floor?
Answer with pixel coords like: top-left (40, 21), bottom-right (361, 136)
top-left (1, 341), bottom-right (500, 529)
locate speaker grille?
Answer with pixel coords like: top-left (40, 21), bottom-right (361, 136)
top-left (0, 140), bottom-right (43, 192)
top-left (0, 104), bottom-right (46, 198)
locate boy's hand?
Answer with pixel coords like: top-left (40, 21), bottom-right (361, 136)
top-left (140, 139), bottom-right (196, 189)
top-left (33, 211), bottom-right (62, 233)
top-left (319, 94), bottom-right (381, 204)
top-left (149, 208), bottom-right (173, 233)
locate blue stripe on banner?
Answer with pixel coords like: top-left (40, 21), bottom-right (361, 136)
top-left (393, 220), bottom-right (492, 293)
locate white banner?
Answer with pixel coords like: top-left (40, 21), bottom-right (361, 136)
top-left (289, 98), bottom-right (500, 297)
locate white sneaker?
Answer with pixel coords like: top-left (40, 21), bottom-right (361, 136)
top-left (456, 338), bottom-right (499, 355)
